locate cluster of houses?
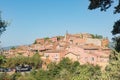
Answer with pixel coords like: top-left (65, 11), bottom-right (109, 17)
top-left (3, 33), bottom-right (111, 69)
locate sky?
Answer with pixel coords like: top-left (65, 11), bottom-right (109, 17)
top-left (0, 0), bottom-right (119, 47)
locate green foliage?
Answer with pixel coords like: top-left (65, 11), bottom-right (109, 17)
top-left (29, 53), bottom-right (42, 69)
top-left (91, 34), bottom-right (103, 39)
top-left (17, 75), bottom-right (36, 80)
top-left (11, 47), bottom-right (16, 50)
top-left (57, 36), bottom-right (64, 41)
top-left (112, 20), bottom-right (120, 35)
top-left (44, 37), bottom-right (49, 41)
top-left (72, 64), bottom-right (101, 80)
top-left (33, 40), bottom-right (37, 44)
top-left (0, 11), bottom-right (8, 36)
top-left (4, 53), bottom-right (42, 69)
top-left (88, 0), bottom-right (113, 11)
top-left (89, 2), bottom-right (120, 79)
top-left (111, 20), bottom-right (120, 52)
top-left (0, 57), bottom-right (103, 80)
top-left (0, 55), bottom-right (6, 66)
top-left (11, 72), bottom-right (22, 80)
top-left (0, 73), bottom-right (10, 80)
top-left (88, 0), bottom-right (120, 14)
top-left (105, 50), bottom-right (120, 80)
top-left (58, 57), bottom-right (72, 70)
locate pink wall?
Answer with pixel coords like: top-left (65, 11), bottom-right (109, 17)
top-left (44, 52), bottom-right (61, 62)
top-left (66, 46), bottom-right (110, 66)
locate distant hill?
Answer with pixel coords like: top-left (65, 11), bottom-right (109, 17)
top-left (1, 44), bottom-right (31, 50)
top-left (1, 46), bottom-right (18, 50)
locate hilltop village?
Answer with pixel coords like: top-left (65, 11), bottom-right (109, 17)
top-left (3, 33), bottom-right (111, 69)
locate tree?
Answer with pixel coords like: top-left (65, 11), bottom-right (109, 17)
top-left (91, 34), bottom-right (103, 39)
top-left (88, 0), bottom-right (119, 13)
top-left (105, 50), bottom-right (120, 79)
top-left (29, 53), bottom-right (42, 69)
top-left (88, 1), bottom-right (120, 79)
top-left (11, 47), bottom-right (16, 50)
top-left (112, 20), bottom-right (120, 52)
top-left (0, 11), bottom-right (8, 55)
top-left (0, 55), bottom-right (6, 66)
top-left (0, 11), bottom-right (8, 36)
top-left (71, 64), bottom-right (101, 80)
top-left (88, 0), bottom-right (120, 52)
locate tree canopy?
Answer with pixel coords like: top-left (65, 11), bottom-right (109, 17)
top-left (88, 0), bottom-right (120, 52)
top-left (88, 0), bottom-right (120, 14)
top-left (0, 11), bottom-right (7, 36)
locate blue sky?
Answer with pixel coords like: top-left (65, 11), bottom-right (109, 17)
top-left (0, 0), bottom-right (119, 47)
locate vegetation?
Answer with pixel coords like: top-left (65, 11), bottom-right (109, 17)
top-left (88, 1), bottom-right (120, 79)
top-left (0, 0), bottom-right (120, 80)
top-left (11, 47), bottom-right (16, 50)
top-left (91, 34), bottom-right (103, 39)
top-left (88, 0), bottom-right (119, 13)
top-left (3, 53), bottom-right (42, 69)
top-left (88, 0), bottom-right (120, 52)
top-left (0, 53), bottom-right (119, 80)
top-left (0, 55), bottom-right (6, 66)
top-left (44, 37), bottom-right (50, 41)
top-left (57, 36), bottom-right (64, 41)
top-left (33, 40), bottom-right (37, 44)
top-left (105, 50), bottom-right (120, 79)
top-left (0, 58), bottom-right (103, 80)
top-left (0, 11), bottom-right (8, 36)
top-left (112, 21), bottom-right (120, 52)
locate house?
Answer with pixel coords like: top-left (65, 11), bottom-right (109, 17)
top-left (43, 50), bottom-right (65, 63)
top-left (85, 38), bottom-right (102, 47)
top-left (4, 33), bottom-right (111, 69)
top-left (30, 44), bottom-right (46, 52)
top-left (35, 38), bottom-right (45, 44)
top-left (65, 45), bottom-right (110, 67)
top-left (50, 37), bottom-right (58, 42)
top-left (65, 52), bottom-right (80, 61)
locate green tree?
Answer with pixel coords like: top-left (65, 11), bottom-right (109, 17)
top-left (88, 0), bottom-right (119, 13)
top-left (91, 34), bottom-right (103, 39)
top-left (29, 53), bottom-right (42, 69)
top-left (88, 0), bottom-right (120, 52)
top-left (0, 73), bottom-right (11, 80)
top-left (44, 37), bottom-right (49, 42)
top-left (105, 50), bottom-right (120, 79)
top-left (112, 21), bottom-right (120, 52)
top-left (11, 73), bottom-right (22, 80)
top-left (0, 11), bottom-right (8, 36)
top-left (17, 75), bottom-right (36, 80)
top-left (58, 57), bottom-right (72, 71)
top-left (11, 47), bottom-right (16, 50)
top-left (71, 64), bottom-right (101, 80)
top-left (0, 55), bottom-right (6, 66)
top-left (31, 69), bottom-right (52, 80)
top-left (88, 1), bottom-right (120, 79)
